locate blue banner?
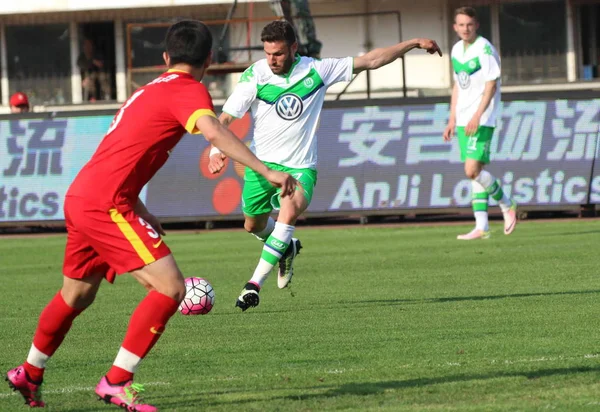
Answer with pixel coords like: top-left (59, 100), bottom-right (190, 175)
top-left (0, 116), bottom-right (113, 222)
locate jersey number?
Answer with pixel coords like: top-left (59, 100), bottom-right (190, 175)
top-left (467, 136), bottom-right (478, 151)
top-left (106, 89), bottom-right (145, 135)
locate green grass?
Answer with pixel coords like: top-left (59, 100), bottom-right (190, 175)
top-left (2, 220), bottom-right (600, 411)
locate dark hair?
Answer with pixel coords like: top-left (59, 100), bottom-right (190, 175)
top-left (260, 20), bottom-right (297, 46)
top-left (165, 20), bottom-right (213, 67)
top-left (454, 6), bottom-right (478, 21)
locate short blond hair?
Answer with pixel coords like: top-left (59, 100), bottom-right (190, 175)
top-left (454, 6), bottom-right (477, 22)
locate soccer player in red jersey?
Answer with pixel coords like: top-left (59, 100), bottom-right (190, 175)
top-left (5, 20), bottom-right (297, 411)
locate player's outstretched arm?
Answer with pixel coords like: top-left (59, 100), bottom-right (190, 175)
top-left (207, 112), bottom-right (235, 174)
top-left (353, 38), bottom-right (442, 74)
top-left (197, 115), bottom-right (297, 197)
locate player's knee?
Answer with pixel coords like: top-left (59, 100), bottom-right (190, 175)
top-left (465, 169), bottom-right (479, 180)
top-left (63, 290), bottom-right (97, 310)
top-left (244, 220), bottom-right (261, 233)
top-left (168, 277), bottom-right (186, 302)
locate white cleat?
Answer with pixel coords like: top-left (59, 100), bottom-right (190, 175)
top-left (503, 201), bottom-right (518, 235)
top-left (457, 228), bottom-right (490, 240)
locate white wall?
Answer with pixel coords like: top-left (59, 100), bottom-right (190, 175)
top-left (229, 0), bottom-right (452, 96)
top-left (0, 0), bottom-right (266, 14)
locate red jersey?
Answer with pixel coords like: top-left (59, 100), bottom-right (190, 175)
top-left (67, 70), bottom-right (215, 211)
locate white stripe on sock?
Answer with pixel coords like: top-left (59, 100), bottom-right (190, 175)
top-left (26, 344), bottom-right (50, 369)
top-left (113, 347), bottom-right (142, 373)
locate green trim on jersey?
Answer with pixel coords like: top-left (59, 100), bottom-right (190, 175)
top-left (452, 56), bottom-right (481, 75)
top-left (281, 55), bottom-right (301, 82)
top-left (256, 68), bottom-right (325, 104)
top-left (239, 64), bottom-right (255, 83)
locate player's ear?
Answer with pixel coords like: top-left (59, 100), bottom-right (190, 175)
top-left (163, 52), bottom-right (170, 67)
top-left (291, 42), bottom-right (298, 56)
top-left (204, 51), bottom-right (213, 69)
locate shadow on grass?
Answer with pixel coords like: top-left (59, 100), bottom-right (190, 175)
top-left (344, 289), bottom-right (600, 307)
top-left (209, 289), bottom-right (600, 316)
top-left (151, 365), bottom-right (600, 409)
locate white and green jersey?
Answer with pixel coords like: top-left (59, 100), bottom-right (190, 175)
top-left (451, 36), bottom-right (501, 127)
top-left (222, 55), bottom-right (353, 169)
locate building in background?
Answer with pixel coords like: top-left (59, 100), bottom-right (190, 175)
top-left (0, 0), bottom-right (597, 112)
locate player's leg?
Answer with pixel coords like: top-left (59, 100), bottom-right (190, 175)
top-left (235, 166), bottom-right (277, 310)
top-left (457, 158), bottom-right (490, 240)
top-left (236, 167), bottom-right (316, 310)
top-left (7, 198), bottom-right (107, 408)
top-left (466, 126), bottom-right (516, 235)
top-left (100, 255), bottom-right (184, 386)
top-left (273, 169), bottom-right (316, 288)
top-left (93, 208), bottom-right (180, 411)
top-left (457, 126), bottom-right (515, 239)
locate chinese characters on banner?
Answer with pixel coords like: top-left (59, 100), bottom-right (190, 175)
top-left (1, 99), bottom-right (600, 222)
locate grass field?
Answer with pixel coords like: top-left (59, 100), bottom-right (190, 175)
top-left (2, 219), bottom-right (600, 411)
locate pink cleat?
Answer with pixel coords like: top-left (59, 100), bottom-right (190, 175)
top-left (95, 376), bottom-right (157, 411)
top-left (503, 201), bottom-right (518, 235)
top-left (5, 366), bottom-right (45, 408)
top-left (457, 228), bottom-right (490, 240)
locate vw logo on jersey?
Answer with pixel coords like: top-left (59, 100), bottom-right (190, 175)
top-left (275, 93), bottom-right (303, 120)
top-left (457, 71), bottom-right (471, 89)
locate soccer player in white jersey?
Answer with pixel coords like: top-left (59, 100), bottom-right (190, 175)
top-left (209, 20), bottom-right (441, 310)
top-left (443, 6), bottom-right (517, 240)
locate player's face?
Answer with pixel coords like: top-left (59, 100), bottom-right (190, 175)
top-left (264, 41), bottom-right (297, 75)
top-left (453, 14), bottom-right (479, 43)
top-left (10, 105), bottom-right (29, 114)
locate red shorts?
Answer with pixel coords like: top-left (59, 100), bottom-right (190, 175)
top-left (62, 196), bottom-right (171, 283)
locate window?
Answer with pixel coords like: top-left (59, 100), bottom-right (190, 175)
top-left (6, 24), bottom-right (72, 105)
top-left (499, 1), bottom-right (567, 84)
top-left (78, 22), bottom-right (117, 102)
top-left (127, 22), bottom-right (230, 99)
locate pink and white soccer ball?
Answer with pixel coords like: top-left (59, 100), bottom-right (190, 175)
top-left (179, 277), bottom-right (215, 315)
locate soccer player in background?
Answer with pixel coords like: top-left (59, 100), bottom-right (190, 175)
top-left (443, 6), bottom-right (517, 240)
top-left (5, 20), bottom-right (297, 411)
top-left (208, 20), bottom-right (442, 311)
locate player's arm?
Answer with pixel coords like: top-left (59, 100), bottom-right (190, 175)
top-left (207, 112), bottom-right (237, 174)
top-left (197, 115), bottom-right (297, 197)
top-left (443, 83), bottom-right (459, 142)
top-left (353, 38), bottom-right (442, 74)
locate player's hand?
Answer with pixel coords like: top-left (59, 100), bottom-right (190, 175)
top-left (208, 153), bottom-right (227, 174)
top-left (417, 39), bottom-right (442, 56)
top-left (465, 115), bottom-right (480, 136)
top-left (443, 123), bottom-right (455, 142)
top-left (266, 170), bottom-right (298, 198)
top-left (140, 212), bottom-right (166, 236)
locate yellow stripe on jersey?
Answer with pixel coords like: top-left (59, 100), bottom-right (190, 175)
top-left (109, 208), bottom-right (155, 265)
top-left (185, 109), bottom-right (216, 134)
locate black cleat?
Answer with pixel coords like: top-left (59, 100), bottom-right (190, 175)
top-left (235, 282), bottom-right (260, 311)
top-left (277, 238), bottom-right (302, 289)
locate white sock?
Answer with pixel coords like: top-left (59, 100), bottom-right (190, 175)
top-left (251, 217), bottom-right (275, 242)
top-left (471, 180), bottom-right (489, 232)
top-left (113, 347), bottom-right (142, 374)
top-left (26, 344), bottom-right (50, 369)
top-left (250, 222), bottom-right (294, 287)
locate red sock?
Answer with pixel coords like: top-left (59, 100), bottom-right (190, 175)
top-left (24, 292), bottom-right (83, 382)
top-left (106, 291), bottom-right (179, 384)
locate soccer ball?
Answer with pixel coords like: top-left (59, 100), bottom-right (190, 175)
top-left (179, 277), bottom-right (215, 315)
